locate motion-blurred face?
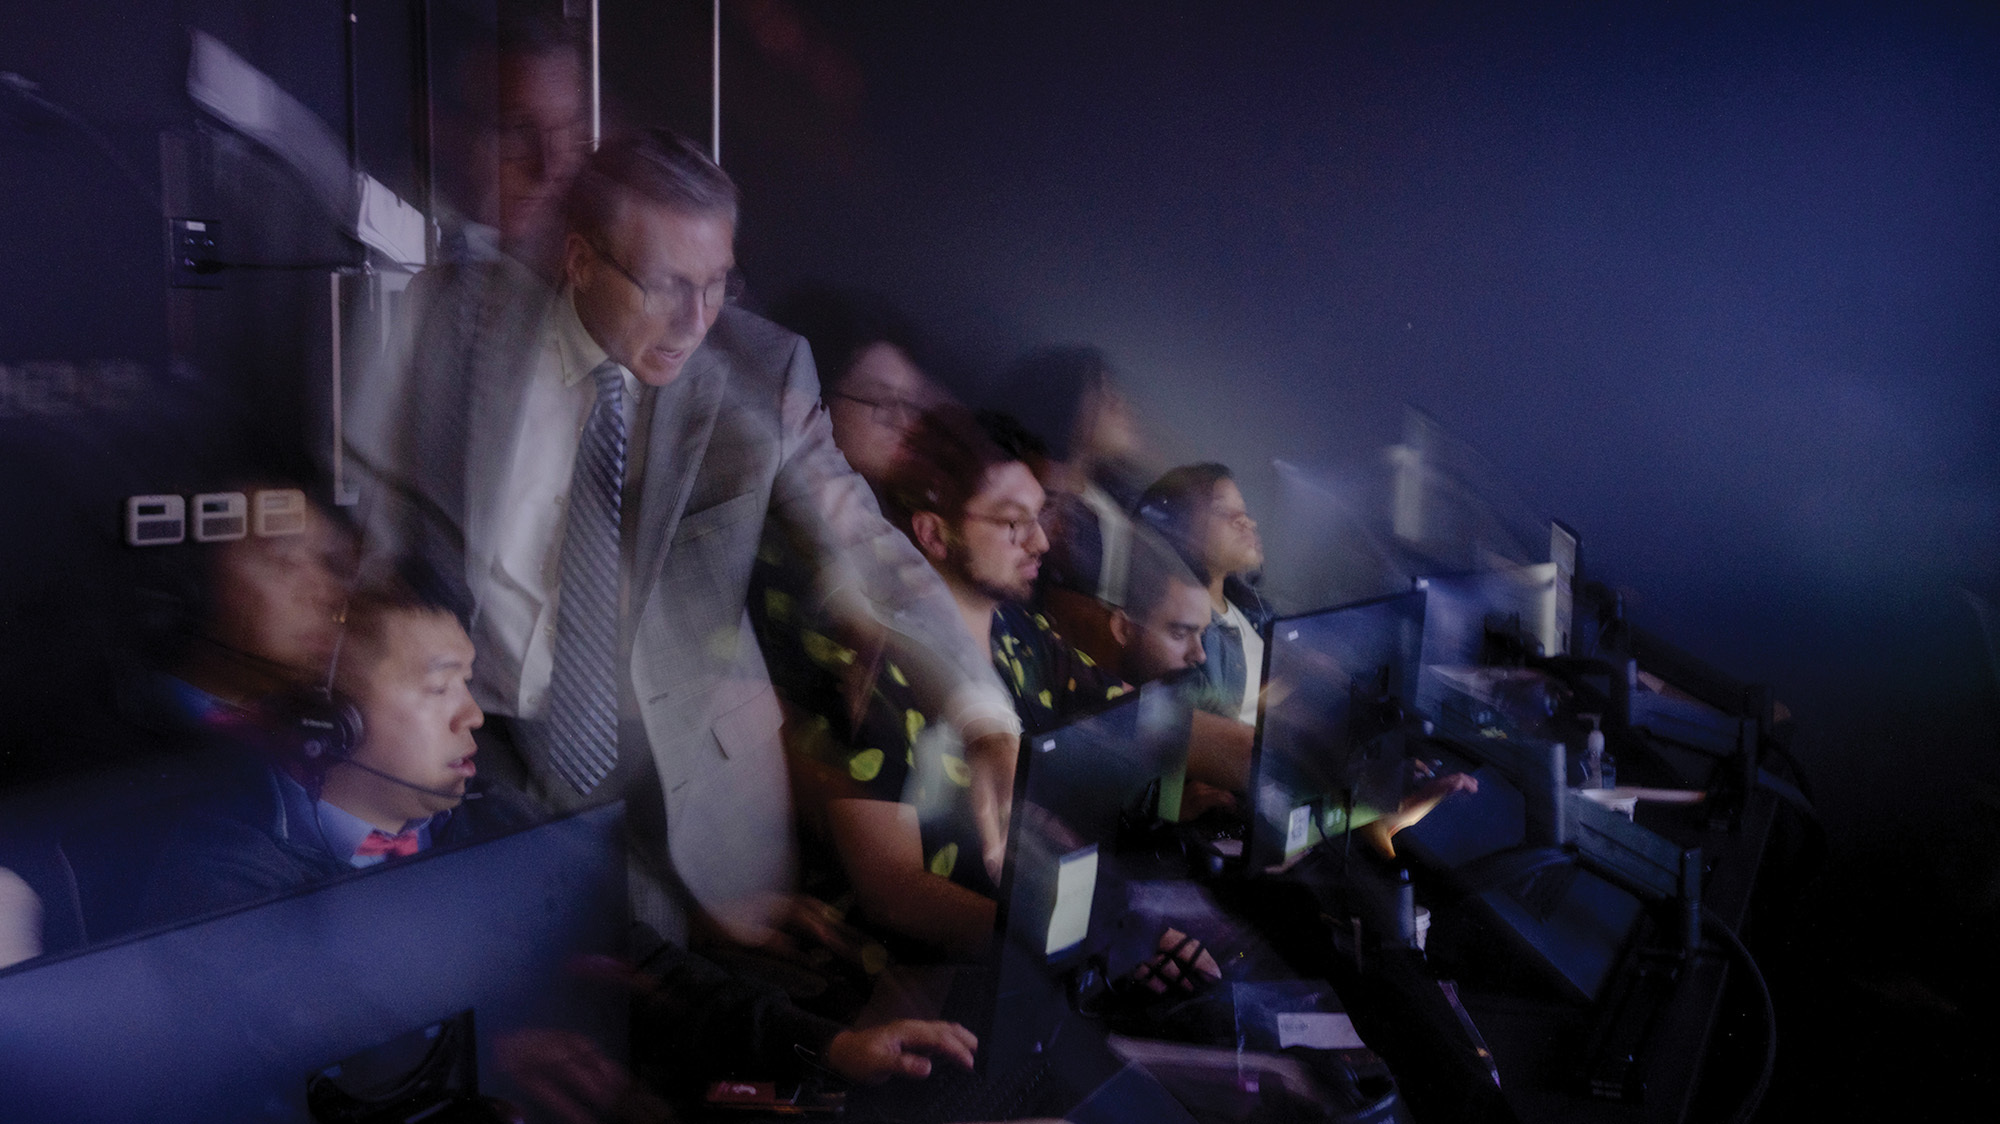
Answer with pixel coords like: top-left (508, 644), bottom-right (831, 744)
top-left (344, 610), bottom-right (483, 825)
top-left (1200, 478), bottom-right (1263, 579)
top-left (495, 50), bottom-right (588, 248)
top-left (1117, 579), bottom-right (1211, 683)
top-left (1075, 384), bottom-right (1141, 464)
top-left (567, 200), bottom-right (736, 387)
top-left (207, 505), bottom-right (352, 682)
top-left (828, 342), bottom-right (934, 484)
top-left (946, 461), bottom-right (1049, 604)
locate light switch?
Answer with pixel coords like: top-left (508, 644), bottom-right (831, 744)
top-left (126, 495), bottom-right (186, 546)
top-left (253, 488), bottom-right (308, 537)
top-left (192, 491), bottom-right (248, 542)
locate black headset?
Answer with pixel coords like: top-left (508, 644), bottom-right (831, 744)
top-left (258, 683), bottom-right (366, 768)
top-left (247, 631), bottom-right (473, 806)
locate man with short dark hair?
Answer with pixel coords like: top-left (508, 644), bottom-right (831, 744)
top-left (349, 129), bottom-right (1017, 951)
top-left (144, 582), bottom-right (535, 923)
top-left (1102, 534), bottom-right (1211, 686)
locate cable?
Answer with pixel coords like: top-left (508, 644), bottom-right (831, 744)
top-left (334, 756), bottom-right (473, 804)
top-left (1704, 911), bottom-right (1777, 1124)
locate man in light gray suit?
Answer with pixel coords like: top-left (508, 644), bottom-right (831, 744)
top-left (349, 129), bottom-right (1017, 950)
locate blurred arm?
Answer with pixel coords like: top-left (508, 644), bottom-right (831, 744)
top-left (824, 797), bottom-right (996, 960)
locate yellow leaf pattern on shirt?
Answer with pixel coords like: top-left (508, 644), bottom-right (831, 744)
top-left (943, 755), bottom-right (971, 787)
top-left (802, 630), bottom-right (855, 669)
top-left (848, 748), bottom-right (884, 783)
top-left (929, 843), bottom-right (958, 878)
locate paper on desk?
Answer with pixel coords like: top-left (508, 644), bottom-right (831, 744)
top-left (1276, 1011), bottom-right (1367, 1051)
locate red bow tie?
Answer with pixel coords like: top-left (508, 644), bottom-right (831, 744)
top-left (354, 828), bottom-right (421, 859)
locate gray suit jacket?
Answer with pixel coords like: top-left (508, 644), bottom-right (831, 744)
top-left (348, 261), bottom-right (1001, 942)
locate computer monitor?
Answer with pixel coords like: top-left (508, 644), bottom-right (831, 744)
top-left (958, 688), bottom-right (1188, 1064)
top-left (993, 686), bottom-right (1190, 971)
top-left (1246, 590), bottom-right (1428, 874)
top-left (1393, 768), bottom-right (1644, 1005)
top-left (1411, 562), bottom-right (1564, 728)
top-left (0, 803), bottom-right (628, 1124)
top-left (1014, 682), bottom-right (1195, 847)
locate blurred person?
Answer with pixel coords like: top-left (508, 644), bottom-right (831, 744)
top-left (1099, 533), bottom-right (1211, 688)
top-left (0, 487), bottom-right (362, 948)
top-left (766, 285), bottom-right (943, 489)
top-left (801, 407), bottom-right (1127, 956)
top-left (1138, 463), bottom-right (1276, 726)
top-left (752, 287), bottom-right (944, 809)
top-left (143, 576), bottom-right (536, 924)
top-left (1001, 347), bottom-right (1156, 666)
top-left (751, 289), bottom-right (948, 964)
top-left (166, 496), bottom-right (356, 717)
top-left (345, 128), bottom-right (1018, 956)
top-left (813, 409), bottom-right (1232, 995)
top-left (887, 408), bottom-right (1132, 739)
top-left (998, 345), bottom-right (1148, 506)
top-left (104, 486), bottom-right (356, 786)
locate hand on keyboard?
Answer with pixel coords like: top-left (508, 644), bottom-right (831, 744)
top-left (826, 1019), bottom-right (979, 1084)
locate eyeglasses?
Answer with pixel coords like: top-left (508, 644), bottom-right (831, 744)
top-left (829, 390), bottom-right (923, 428)
top-left (961, 507), bottom-right (1054, 546)
top-left (587, 238), bottom-right (745, 315)
top-left (496, 115), bottom-right (588, 163)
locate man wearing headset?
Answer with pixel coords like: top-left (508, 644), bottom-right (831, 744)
top-left (143, 577), bottom-right (535, 923)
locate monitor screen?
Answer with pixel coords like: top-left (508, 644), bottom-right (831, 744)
top-left (1247, 589), bottom-right (1428, 873)
top-left (1045, 845), bottom-right (1099, 959)
top-left (0, 804), bottom-right (628, 1124)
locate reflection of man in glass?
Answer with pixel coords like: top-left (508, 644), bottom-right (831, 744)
top-left (140, 491), bottom-right (356, 739)
top-left (432, 10), bottom-right (590, 278)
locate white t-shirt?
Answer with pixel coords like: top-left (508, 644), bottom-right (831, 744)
top-left (1218, 599), bottom-right (1265, 726)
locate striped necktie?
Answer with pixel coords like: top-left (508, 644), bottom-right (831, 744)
top-left (540, 360), bottom-right (627, 795)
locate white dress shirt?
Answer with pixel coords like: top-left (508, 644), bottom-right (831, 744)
top-left (476, 290), bottom-right (641, 719)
